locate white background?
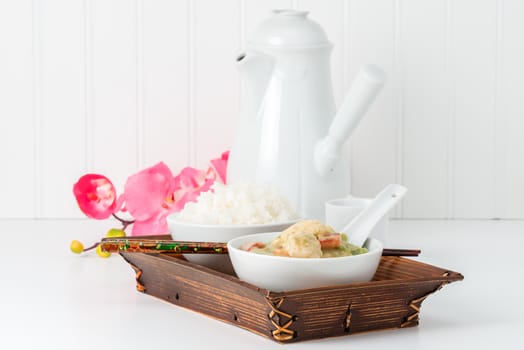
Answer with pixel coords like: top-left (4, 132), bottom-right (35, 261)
top-left (1, 0), bottom-right (523, 220)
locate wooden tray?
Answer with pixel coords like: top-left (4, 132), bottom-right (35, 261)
top-left (120, 252), bottom-right (462, 343)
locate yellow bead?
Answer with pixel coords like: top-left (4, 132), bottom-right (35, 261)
top-left (106, 228), bottom-right (126, 238)
top-left (96, 244), bottom-right (111, 258)
top-left (70, 240), bottom-right (84, 254)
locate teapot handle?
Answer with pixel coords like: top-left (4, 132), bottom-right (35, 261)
top-left (314, 65), bottom-right (386, 176)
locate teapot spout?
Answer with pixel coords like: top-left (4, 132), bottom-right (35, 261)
top-left (228, 52), bottom-right (273, 184)
top-left (237, 52), bottom-right (273, 114)
top-left (314, 64), bottom-right (386, 176)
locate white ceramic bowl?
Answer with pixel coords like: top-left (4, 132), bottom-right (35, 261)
top-left (228, 232), bottom-right (383, 291)
top-left (167, 215), bottom-right (299, 274)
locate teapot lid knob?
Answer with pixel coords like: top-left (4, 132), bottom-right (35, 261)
top-left (248, 9), bottom-right (331, 50)
top-left (272, 9), bottom-right (309, 18)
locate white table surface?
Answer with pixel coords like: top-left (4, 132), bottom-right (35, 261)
top-left (1, 219), bottom-right (522, 350)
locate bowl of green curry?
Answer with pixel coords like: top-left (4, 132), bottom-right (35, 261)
top-left (228, 230), bottom-right (383, 292)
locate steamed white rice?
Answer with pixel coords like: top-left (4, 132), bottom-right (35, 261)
top-left (176, 182), bottom-right (299, 225)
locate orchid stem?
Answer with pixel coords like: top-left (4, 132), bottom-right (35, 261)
top-left (112, 213), bottom-right (135, 229)
top-left (81, 215), bottom-right (134, 253)
top-left (83, 242), bottom-right (99, 252)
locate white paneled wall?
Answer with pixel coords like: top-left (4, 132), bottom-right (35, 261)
top-left (1, 0), bottom-right (523, 219)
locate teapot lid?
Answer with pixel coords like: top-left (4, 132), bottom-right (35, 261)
top-left (248, 10), bottom-right (331, 49)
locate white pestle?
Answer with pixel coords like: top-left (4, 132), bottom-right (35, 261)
top-left (342, 184), bottom-right (407, 248)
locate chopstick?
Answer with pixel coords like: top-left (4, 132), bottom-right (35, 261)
top-left (382, 248), bottom-right (420, 257)
top-left (100, 238), bottom-right (228, 254)
top-left (100, 238), bottom-right (420, 257)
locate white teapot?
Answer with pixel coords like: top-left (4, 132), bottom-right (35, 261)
top-left (228, 10), bottom-right (386, 220)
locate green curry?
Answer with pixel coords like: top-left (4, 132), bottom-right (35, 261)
top-left (249, 233), bottom-right (368, 258)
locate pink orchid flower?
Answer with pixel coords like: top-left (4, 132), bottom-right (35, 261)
top-left (120, 162), bottom-right (177, 236)
top-left (73, 174), bottom-right (118, 219)
top-left (209, 150), bottom-right (229, 184)
top-left (72, 152), bottom-right (230, 238)
top-left (172, 167), bottom-right (215, 210)
top-left (172, 151), bottom-right (231, 211)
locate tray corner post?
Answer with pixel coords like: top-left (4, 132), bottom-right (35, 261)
top-left (130, 263), bottom-right (146, 293)
top-left (120, 253), bottom-right (147, 293)
top-left (265, 295), bottom-right (297, 342)
top-left (401, 271), bottom-right (452, 328)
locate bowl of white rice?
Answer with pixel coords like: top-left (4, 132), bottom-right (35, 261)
top-left (167, 182), bottom-right (301, 274)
